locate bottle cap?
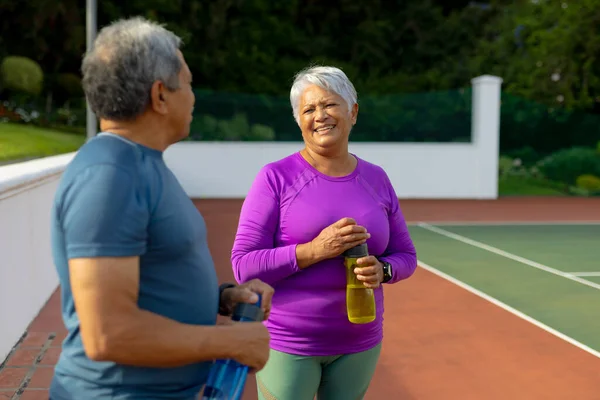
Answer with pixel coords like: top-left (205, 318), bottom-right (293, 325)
top-left (343, 243), bottom-right (369, 258)
top-left (232, 293), bottom-right (264, 322)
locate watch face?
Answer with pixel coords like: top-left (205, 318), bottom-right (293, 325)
top-left (383, 262), bottom-right (392, 281)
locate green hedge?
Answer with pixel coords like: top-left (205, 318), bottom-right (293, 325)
top-left (500, 93), bottom-right (600, 155)
top-left (189, 88), bottom-right (472, 143)
top-left (537, 147), bottom-right (600, 186)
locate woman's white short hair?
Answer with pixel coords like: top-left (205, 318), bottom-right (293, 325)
top-left (289, 65), bottom-right (358, 125)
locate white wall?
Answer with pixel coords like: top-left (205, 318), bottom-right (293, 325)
top-left (164, 75), bottom-right (503, 199)
top-left (0, 153), bottom-right (75, 362)
top-left (165, 142), bottom-right (481, 198)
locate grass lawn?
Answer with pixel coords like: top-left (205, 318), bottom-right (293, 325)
top-left (0, 122), bottom-right (85, 163)
top-left (498, 175), bottom-right (567, 196)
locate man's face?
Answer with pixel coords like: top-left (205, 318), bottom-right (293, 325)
top-left (161, 50), bottom-right (195, 142)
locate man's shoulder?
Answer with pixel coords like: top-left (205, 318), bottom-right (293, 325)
top-left (68, 135), bottom-right (143, 174)
top-left (59, 135), bottom-right (158, 192)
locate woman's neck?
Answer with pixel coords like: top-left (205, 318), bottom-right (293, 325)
top-left (301, 147), bottom-right (357, 177)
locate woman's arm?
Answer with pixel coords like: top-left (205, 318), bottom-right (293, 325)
top-left (378, 173), bottom-right (418, 284)
top-left (231, 166), bottom-right (304, 286)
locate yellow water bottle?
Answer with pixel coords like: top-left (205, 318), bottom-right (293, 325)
top-left (343, 243), bottom-right (376, 324)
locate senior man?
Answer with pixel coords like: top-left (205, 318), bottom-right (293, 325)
top-left (49, 16), bottom-right (272, 400)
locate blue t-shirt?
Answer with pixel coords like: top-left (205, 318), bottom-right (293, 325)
top-left (49, 133), bottom-right (219, 400)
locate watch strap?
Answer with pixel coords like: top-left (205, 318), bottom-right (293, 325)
top-left (218, 283), bottom-right (236, 316)
top-left (380, 260), bottom-right (393, 283)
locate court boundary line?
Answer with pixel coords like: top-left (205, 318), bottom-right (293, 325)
top-left (406, 221), bottom-right (600, 226)
top-left (418, 261), bottom-right (600, 359)
top-left (417, 222), bottom-right (600, 291)
top-left (568, 272), bottom-right (600, 277)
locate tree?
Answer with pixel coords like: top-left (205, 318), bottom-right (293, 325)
top-left (472, 0), bottom-right (600, 112)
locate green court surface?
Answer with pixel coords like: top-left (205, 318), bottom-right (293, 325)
top-left (407, 222), bottom-right (600, 353)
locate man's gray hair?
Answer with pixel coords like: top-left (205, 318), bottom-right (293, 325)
top-left (81, 16), bottom-right (183, 121)
top-left (289, 65), bottom-right (358, 125)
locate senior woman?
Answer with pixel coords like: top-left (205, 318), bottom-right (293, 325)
top-left (231, 65), bottom-right (418, 399)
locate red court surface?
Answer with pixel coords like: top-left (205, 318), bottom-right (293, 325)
top-left (1, 197), bottom-right (599, 400)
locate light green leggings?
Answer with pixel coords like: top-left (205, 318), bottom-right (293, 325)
top-left (255, 342), bottom-right (382, 400)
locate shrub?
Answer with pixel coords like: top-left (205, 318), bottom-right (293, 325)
top-left (536, 147), bottom-right (600, 185)
top-left (576, 174), bottom-right (600, 194)
top-left (498, 154), bottom-right (542, 179)
top-left (218, 113), bottom-right (250, 141)
top-left (189, 113), bottom-right (275, 141)
top-left (0, 56), bottom-right (44, 96)
top-left (247, 124), bottom-right (275, 141)
top-left (56, 73), bottom-right (83, 98)
top-left (504, 146), bottom-right (542, 166)
top-left (498, 156), bottom-right (514, 176)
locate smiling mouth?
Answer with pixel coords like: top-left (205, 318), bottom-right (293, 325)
top-left (314, 125), bottom-right (336, 134)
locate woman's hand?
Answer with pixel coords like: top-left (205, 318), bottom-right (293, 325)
top-left (354, 256), bottom-right (384, 288)
top-left (313, 217), bottom-right (371, 259)
top-left (296, 217), bottom-right (370, 269)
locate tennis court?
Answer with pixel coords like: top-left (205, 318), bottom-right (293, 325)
top-left (410, 221), bottom-right (600, 355)
top-left (2, 198), bottom-right (600, 399)
top-left (196, 197), bottom-right (600, 400)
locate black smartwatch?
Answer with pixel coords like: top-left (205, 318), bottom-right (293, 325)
top-left (218, 283), bottom-right (236, 316)
top-left (380, 260), bottom-right (393, 283)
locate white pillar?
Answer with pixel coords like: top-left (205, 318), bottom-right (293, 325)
top-left (471, 75), bottom-right (503, 199)
top-left (86, 0), bottom-right (98, 140)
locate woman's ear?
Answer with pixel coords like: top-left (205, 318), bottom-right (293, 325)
top-left (351, 103), bottom-right (359, 125)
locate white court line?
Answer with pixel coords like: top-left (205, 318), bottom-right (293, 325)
top-left (568, 272), bottom-right (600, 277)
top-left (418, 261), bottom-right (600, 359)
top-left (406, 220), bottom-right (600, 227)
top-left (417, 222), bottom-right (600, 292)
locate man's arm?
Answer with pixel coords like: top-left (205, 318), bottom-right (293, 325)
top-left (59, 164), bottom-right (269, 370)
top-left (70, 256), bottom-right (248, 367)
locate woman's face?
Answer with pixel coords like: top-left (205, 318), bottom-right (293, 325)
top-left (297, 84), bottom-right (358, 154)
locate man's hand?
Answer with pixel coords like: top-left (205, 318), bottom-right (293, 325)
top-left (220, 279), bottom-right (274, 320)
top-left (229, 322), bottom-right (271, 371)
top-left (354, 256), bottom-right (384, 288)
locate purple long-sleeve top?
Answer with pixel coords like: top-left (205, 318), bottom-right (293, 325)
top-left (231, 152), bottom-right (417, 356)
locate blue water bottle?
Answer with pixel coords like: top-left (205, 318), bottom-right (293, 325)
top-left (201, 294), bottom-right (264, 400)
